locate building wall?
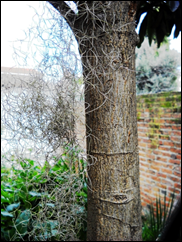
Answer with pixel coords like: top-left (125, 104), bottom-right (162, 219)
top-left (137, 92), bottom-right (181, 208)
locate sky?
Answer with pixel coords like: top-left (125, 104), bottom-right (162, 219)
top-left (1, 1), bottom-right (181, 69)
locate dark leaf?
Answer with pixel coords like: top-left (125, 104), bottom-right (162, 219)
top-left (15, 209), bottom-right (31, 236)
top-left (138, 13), bottom-right (148, 47)
top-left (169, 1), bottom-right (180, 12)
top-left (136, 6), bottom-right (149, 25)
top-left (156, 26), bottom-right (165, 48)
top-left (174, 24), bottom-right (180, 38)
top-left (153, 10), bottom-right (163, 28)
top-left (147, 10), bottom-right (156, 46)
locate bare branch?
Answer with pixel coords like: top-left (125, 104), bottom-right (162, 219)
top-left (48, 1), bottom-right (77, 30)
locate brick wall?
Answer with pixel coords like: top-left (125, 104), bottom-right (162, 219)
top-left (137, 91), bottom-right (181, 209)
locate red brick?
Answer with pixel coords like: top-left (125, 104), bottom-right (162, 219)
top-left (146, 159), bottom-right (154, 164)
top-left (159, 119), bottom-right (165, 124)
top-left (160, 125), bottom-right (172, 129)
top-left (156, 156), bottom-right (168, 162)
top-left (174, 183), bottom-right (181, 189)
top-left (172, 131), bottom-right (181, 136)
top-left (141, 202), bottom-right (147, 208)
top-left (176, 155), bottom-right (181, 160)
top-left (141, 147), bottom-right (147, 152)
top-left (168, 187), bottom-right (179, 193)
top-left (169, 176), bottom-right (181, 183)
top-left (137, 123), bottom-right (149, 128)
top-left (174, 166), bottom-right (181, 172)
top-left (161, 168), bottom-right (172, 174)
top-left (174, 171), bottom-right (181, 177)
top-left (150, 165), bottom-right (160, 171)
top-left (140, 157), bottom-right (146, 162)
top-left (138, 132), bottom-right (148, 137)
top-left (170, 148), bottom-right (181, 154)
top-left (139, 151), bottom-right (146, 157)
top-left (140, 162), bottom-right (149, 168)
top-left (143, 187), bottom-right (152, 194)
top-left (146, 154), bottom-right (155, 159)
top-left (150, 161), bottom-right (163, 166)
top-left (151, 175), bottom-right (161, 182)
top-left (143, 139), bottom-right (151, 143)
top-left (148, 170), bottom-right (156, 175)
top-left (139, 165), bottom-right (146, 171)
top-left (173, 113), bottom-right (181, 118)
top-left (144, 109), bottom-right (150, 113)
top-left (165, 120), bottom-right (177, 124)
top-left (162, 113), bottom-right (173, 118)
top-left (162, 141), bottom-right (174, 147)
top-left (158, 183), bottom-right (167, 189)
top-left (153, 150), bottom-right (171, 157)
top-left (159, 146), bottom-right (171, 151)
top-left (157, 172), bottom-right (167, 178)
top-left (172, 126), bottom-right (181, 130)
top-left (161, 179), bottom-right (173, 186)
top-left (139, 142), bottom-right (147, 148)
top-left (159, 135), bottom-right (170, 140)
top-left (153, 187), bottom-right (160, 192)
top-left (169, 159), bottom-right (181, 165)
top-left (148, 144), bottom-right (158, 149)
top-left (143, 198), bottom-right (152, 204)
top-left (171, 136), bottom-right (181, 142)
top-left (137, 127), bottom-right (148, 132)
top-left (140, 174), bottom-right (150, 180)
top-left (140, 177), bottom-right (145, 182)
top-left (160, 130), bottom-right (172, 135)
top-left (160, 163), bottom-right (173, 169)
top-left (164, 108), bottom-right (172, 113)
top-left (175, 143), bottom-right (181, 148)
top-left (158, 140), bottom-right (163, 145)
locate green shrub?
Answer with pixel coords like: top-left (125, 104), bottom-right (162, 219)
top-left (1, 144), bottom-right (87, 241)
top-left (142, 192), bottom-right (175, 241)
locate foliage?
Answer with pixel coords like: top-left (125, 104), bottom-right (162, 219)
top-left (136, 37), bottom-right (181, 95)
top-left (136, 1), bottom-right (181, 48)
top-left (142, 192), bottom-right (175, 241)
top-left (1, 144), bottom-right (87, 241)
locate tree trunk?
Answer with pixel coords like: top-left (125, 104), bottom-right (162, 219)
top-left (76, 2), bottom-right (142, 241)
top-left (50, 1), bottom-right (142, 240)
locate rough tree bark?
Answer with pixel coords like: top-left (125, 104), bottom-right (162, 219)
top-left (49, 1), bottom-right (142, 240)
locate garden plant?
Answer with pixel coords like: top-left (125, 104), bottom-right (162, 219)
top-left (1, 144), bottom-right (87, 241)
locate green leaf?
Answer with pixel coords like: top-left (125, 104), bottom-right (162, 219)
top-left (76, 191), bottom-right (87, 197)
top-left (1, 211), bottom-right (14, 217)
top-left (15, 209), bottom-right (31, 236)
top-left (4, 188), bottom-right (14, 192)
top-left (46, 203), bottom-right (55, 208)
top-left (6, 202), bottom-right (20, 212)
top-left (29, 191), bottom-right (42, 197)
top-left (26, 159), bottom-right (34, 166)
